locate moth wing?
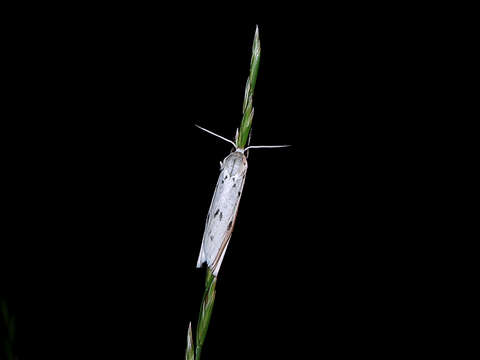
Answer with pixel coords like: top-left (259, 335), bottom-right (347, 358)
top-left (205, 173), bottom-right (246, 275)
top-left (209, 203), bottom-right (242, 276)
top-left (197, 152), bottom-right (248, 275)
top-left (196, 240), bottom-right (206, 268)
top-left (210, 231), bottom-right (233, 276)
top-left (202, 179), bottom-right (232, 268)
top-left (197, 166), bottom-right (225, 269)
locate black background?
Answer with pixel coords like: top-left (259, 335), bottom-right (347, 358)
top-left (0, 9), bottom-right (447, 360)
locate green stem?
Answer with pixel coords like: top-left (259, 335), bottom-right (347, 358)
top-left (185, 26), bottom-right (261, 360)
top-left (237, 25), bottom-right (261, 149)
top-left (195, 268), bottom-right (217, 360)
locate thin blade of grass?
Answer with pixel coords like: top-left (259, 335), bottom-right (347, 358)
top-left (195, 268), bottom-right (217, 360)
top-left (237, 25), bottom-right (261, 149)
top-left (188, 26), bottom-right (261, 360)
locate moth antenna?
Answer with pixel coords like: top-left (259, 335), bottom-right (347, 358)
top-left (195, 125), bottom-right (237, 148)
top-left (244, 145), bottom-right (291, 151)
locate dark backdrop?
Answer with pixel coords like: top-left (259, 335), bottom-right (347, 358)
top-left (1, 11), bottom-right (436, 360)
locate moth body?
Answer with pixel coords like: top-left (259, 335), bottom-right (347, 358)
top-left (195, 124), bottom-right (288, 277)
top-left (197, 150), bottom-right (248, 276)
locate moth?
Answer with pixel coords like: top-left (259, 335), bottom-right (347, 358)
top-left (196, 125), bottom-right (288, 276)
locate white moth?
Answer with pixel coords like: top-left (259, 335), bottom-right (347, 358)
top-left (196, 125), bottom-right (288, 276)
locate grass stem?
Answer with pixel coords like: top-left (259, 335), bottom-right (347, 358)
top-left (186, 26), bottom-right (260, 359)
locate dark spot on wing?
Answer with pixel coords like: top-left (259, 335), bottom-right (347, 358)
top-left (238, 191), bottom-right (241, 197)
top-left (214, 209), bottom-right (219, 218)
top-left (233, 183), bottom-right (236, 188)
top-left (227, 221), bottom-right (232, 230)
top-left (219, 212), bottom-right (223, 221)
top-left (210, 235), bottom-right (214, 241)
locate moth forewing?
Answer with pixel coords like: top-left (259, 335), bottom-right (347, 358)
top-left (197, 151), bottom-right (248, 276)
